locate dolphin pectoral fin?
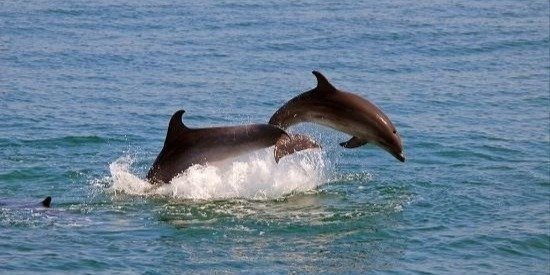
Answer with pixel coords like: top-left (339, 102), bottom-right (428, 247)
top-left (41, 196), bottom-right (52, 208)
top-left (339, 137), bottom-right (368, 148)
top-left (274, 134), bottom-right (322, 163)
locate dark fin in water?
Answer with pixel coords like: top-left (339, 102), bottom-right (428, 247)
top-left (165, 110), bottom-right (190, 146)
top-left (339, 137), bottom-right (368, 148)
top-left (274, 134), bottom-right (321, 163)
top-left (312, 71), bottom-right (336, 92)
top-left (41, 196), bottom-right (52, 208)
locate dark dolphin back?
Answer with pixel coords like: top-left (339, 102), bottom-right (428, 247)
top-left (148, 110), bottom-right (322, 184)
top-left (41, 196), bottom-right (52, 208)
top-left (0, 196), bottom-right (52, 208)
top-left (269, 71), bottom-right (336, 129)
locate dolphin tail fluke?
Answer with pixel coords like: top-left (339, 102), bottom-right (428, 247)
top-left (274, 134), bottom-right (321, 163)
top-left (41, 196), bottom-right (52, 208)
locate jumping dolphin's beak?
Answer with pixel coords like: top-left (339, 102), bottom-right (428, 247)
top-left (395, 152), bottom-right (406, 162)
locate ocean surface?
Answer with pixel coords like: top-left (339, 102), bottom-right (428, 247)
top-left (1, 0), bottom-right (548, 273)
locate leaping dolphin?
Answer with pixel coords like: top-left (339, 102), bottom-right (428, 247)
top-left (269, 71), bottom-right (405, 162)
top-left (147, 110), bottom-right (320, 184)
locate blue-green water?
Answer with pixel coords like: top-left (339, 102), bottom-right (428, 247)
top-left (1, 0), bottom-right (549, 273)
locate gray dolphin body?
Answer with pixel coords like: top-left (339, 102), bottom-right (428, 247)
top-left (147, 110), bottom-right (320, 184)
top-left (269, 71), bottom-right (405, 162)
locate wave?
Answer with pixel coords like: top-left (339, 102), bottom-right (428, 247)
top-left (104, 148), bottom-right (328, 200)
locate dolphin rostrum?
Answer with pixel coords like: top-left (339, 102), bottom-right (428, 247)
top-left (269, 71), bottom-right (405, 162)
top-left (147, 110), bottom-right (320, 184)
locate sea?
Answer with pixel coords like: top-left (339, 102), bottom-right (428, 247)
top-left (0, 0), bottom-right (548, 273)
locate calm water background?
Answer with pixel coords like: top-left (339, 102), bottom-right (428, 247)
top-left (1, 0), bottom-right (549, 273)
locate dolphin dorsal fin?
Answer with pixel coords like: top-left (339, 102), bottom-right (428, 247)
top-left (312, 71), bottom-right (336, 92)
top-left (41, 196), bottom-right (51, 208)
top-left (165, 110), bottom-right (190, 145)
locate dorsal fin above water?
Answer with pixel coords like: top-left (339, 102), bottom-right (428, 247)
top-left (165, 110), bottom-right (190, 145)
top-left (41, 196), bottom-right (51, 208)
top-left (312, 71), bottom-right (336, 92)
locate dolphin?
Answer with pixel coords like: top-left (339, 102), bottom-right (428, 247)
top-left (41, 196), bottom-right (52, 207)
top-left (0, 196), bottom-right (52, 208)
top-left (269, 71), bottom-right (405, 162)
top-left (146, 110), bottom-right (320, 184)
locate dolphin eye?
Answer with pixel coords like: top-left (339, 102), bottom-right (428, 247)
top-left (393, 130), bottom-right (397, 134)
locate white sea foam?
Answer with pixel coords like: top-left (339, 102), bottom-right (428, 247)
top-left (107, 149), bottom-right (327, 200)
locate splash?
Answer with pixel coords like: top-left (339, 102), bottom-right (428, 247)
top-left (107, 149), bottom-right (327, 200)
